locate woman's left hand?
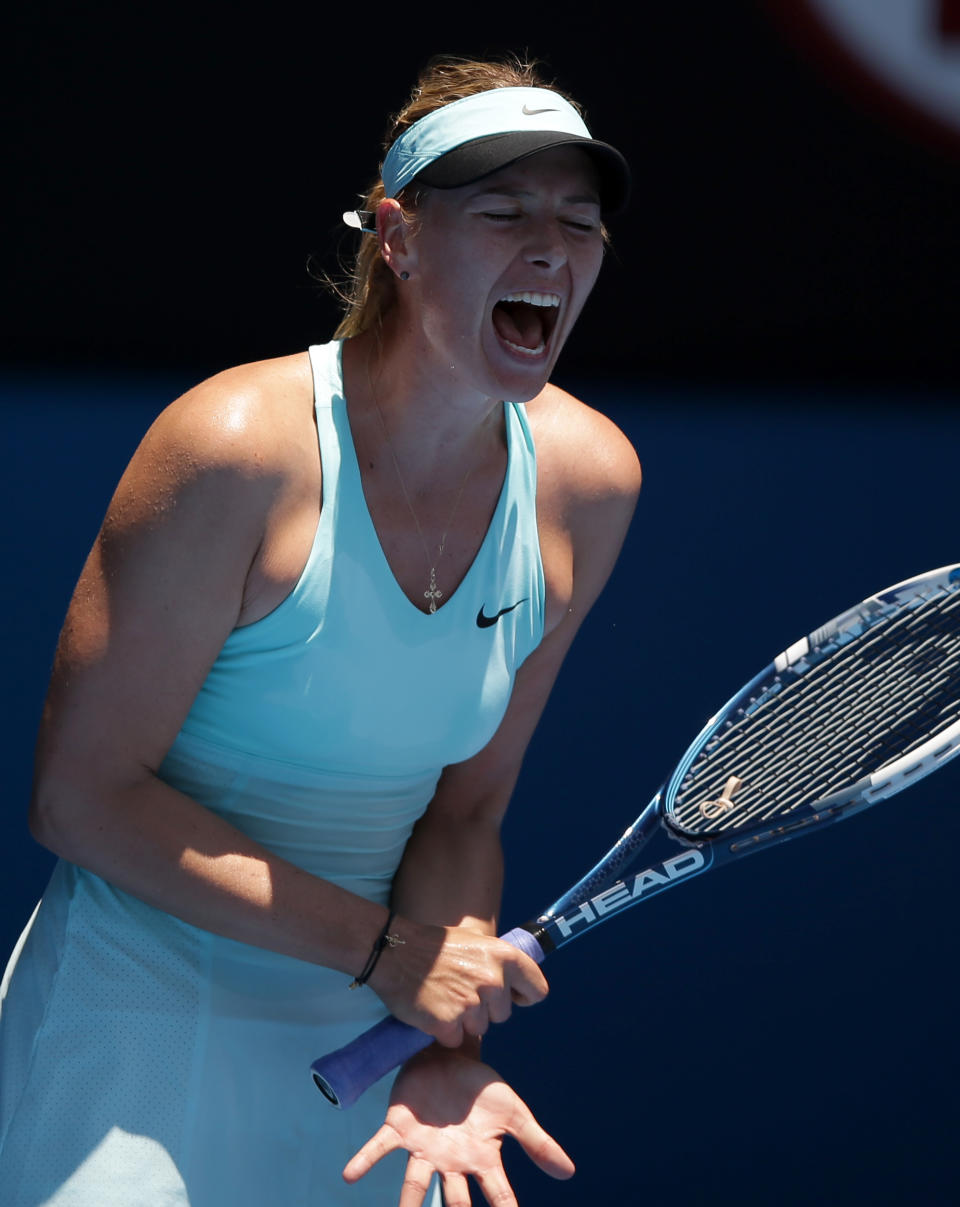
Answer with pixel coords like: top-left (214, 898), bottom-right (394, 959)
top-left (342, 1047), bottom-right (575, 1207)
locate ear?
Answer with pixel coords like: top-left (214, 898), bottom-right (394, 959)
top-left (377, 199), bottom-right (417, 280)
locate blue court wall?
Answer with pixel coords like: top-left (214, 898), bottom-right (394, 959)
top-left (2, 374), bottom-right (958, 1205)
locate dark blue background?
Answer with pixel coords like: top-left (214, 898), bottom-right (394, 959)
top-left (3, 374), bottom-right (957, 1205)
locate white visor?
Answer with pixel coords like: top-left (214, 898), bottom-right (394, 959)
top-left (379, 87), bottom-right (630, 215)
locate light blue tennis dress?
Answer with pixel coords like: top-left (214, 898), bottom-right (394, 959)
top-left (0, 341), bottom-right (545, 1206)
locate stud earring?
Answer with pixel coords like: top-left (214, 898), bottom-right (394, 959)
top-left (399, 271), bottom-right (410, 281)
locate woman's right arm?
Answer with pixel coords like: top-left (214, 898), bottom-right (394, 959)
top-left (29, 368), bottom-right (544, 1043)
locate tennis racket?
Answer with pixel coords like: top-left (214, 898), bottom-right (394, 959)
top-left (311, 564), bottom-right (960, 1107)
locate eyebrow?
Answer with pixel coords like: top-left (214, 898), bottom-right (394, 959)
top-left (471, 187), bottom-right (601, 206)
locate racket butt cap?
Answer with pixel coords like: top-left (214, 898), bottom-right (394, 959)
top-left (312, 1071), bottom-right (340, 1106)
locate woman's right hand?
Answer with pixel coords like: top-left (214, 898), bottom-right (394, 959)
top-left (367, 920), bottom-right (548, 1046)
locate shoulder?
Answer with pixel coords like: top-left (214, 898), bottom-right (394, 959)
top-left (88, 353), bottom-right (318, 590)
top-left (521, 382), bottom-right (640, 630)
top-left (524, 381), bottom-right (642, 517)
top-left (143, 352), bottom-right (314, 476)
top-left (116, 353), bottom-right (315, 515)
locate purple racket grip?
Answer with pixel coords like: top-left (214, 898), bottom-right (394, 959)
top-left (310, 925), bottom-right (546, 1108)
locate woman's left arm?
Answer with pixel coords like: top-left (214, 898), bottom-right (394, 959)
top-left (392, 394), bottom-right (642, 948)
top-left (349, 399), bottom-right (643, 1206)
top-left (390, 596), bottom-right (617, 957)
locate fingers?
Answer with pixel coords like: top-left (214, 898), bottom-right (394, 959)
top-left (442, 942), bottom-right (547, 1037)
top-left (402, 1164), bottom-right (516, 1207)
top-left (473, 1166), bottom-right (519, 1207)
top-left (483, 982), bottom-right (514, 1026)
top-left (439, 1172), bottom-right (474, 1207)
top-left (511, 1108), bottom-right (576, 1181)
top-left (458, 970), bottom-right (535, 1039)
top-left (377, 923), bottom-right (549, 1042)
top-left (431, 1013), bottom-right (472, 1047)
top-left (397, 1157), bottom-right (438, 1207)
top-left (501, 946), bottom-right (548, 1008)
top-left (342, 1125), bottom-right (400, 1183)
top-left (462, 1000), bottom-right (490, 1040)
top-left (453, 937), bottom-right (548, 1019)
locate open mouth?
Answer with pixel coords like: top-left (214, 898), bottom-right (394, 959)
top-left (491, 292), bottom-right (561, 358)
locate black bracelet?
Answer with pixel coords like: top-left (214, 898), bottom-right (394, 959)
top-left (349, 910), bottom-right (405, 989)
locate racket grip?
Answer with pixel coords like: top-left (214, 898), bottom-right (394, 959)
top-left (310, 925), bottom-right (546, 1109)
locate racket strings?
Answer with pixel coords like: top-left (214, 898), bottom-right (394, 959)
top-left (730, 611), bottom-right (960, 821)
top-left (719, 599), bottom-right (960, 823)
top-left (671, 586), bottom-right (960, 835)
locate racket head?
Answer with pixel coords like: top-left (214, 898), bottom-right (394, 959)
top-left (535, 565), bottom-right (960, 947)
top-left (663, 564), bottom-right (960, 843)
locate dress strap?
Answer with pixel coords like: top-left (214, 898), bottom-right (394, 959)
top-left (307, 342), bottom-right (347, 513)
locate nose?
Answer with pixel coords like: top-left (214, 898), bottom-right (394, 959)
top-left (523, 219), bottom-right (568, 271)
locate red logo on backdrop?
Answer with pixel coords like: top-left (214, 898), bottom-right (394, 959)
top-left (765, 0), bottom-right (960, 152)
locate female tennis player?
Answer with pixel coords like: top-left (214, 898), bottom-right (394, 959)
top-left (0, 55), bottom-right (640, 1207)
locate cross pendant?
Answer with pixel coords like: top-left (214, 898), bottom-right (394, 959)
top-left (424, 567), bottom-right (443, 614)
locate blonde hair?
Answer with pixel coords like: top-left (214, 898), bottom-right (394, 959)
top-left (332, 55), bottom-right (581, 340)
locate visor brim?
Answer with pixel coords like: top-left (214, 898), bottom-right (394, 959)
top-left (413, 130), bottom-right (631, 216)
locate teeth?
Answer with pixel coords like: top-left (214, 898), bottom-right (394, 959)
top-left (499, 292), bottom-right (560, 308)
top-left (504, 338), bottom-right (546, 356)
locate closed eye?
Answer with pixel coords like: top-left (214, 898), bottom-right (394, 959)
top-left (483, 212), bottom-right (597, 232)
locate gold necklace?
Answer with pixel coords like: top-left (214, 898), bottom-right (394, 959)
top-left (367, 371), bottom-right (480, 614)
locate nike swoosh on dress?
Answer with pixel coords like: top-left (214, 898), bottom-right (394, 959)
top-left (476, 600), bottom-right (528, 628)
